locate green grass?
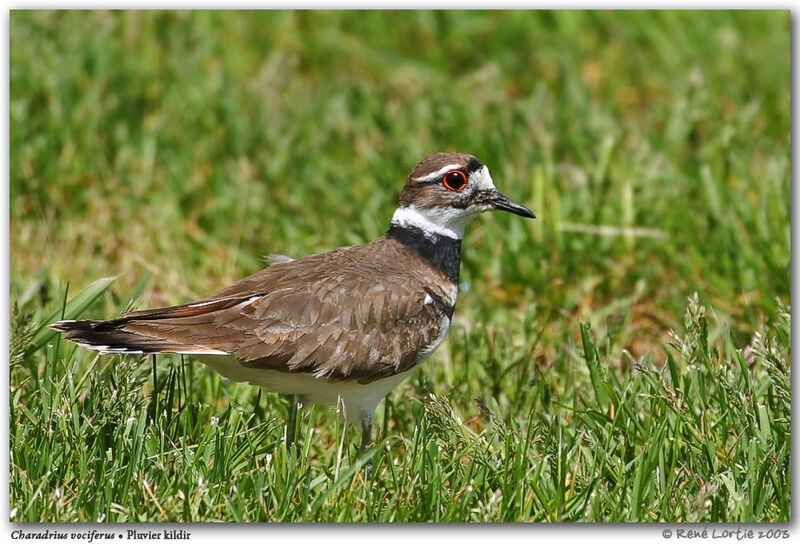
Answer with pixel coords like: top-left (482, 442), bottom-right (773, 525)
top-left (10, 10), bottom-right (790, 522)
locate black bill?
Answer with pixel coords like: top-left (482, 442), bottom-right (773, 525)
top-left (486, 189), bottom-right (536, 219)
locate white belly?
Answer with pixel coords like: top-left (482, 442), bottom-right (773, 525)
top-left (195, 355), bottom-right (416, 422)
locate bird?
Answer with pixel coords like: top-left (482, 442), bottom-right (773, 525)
top-left (50, 152), bottom-right (535, 456)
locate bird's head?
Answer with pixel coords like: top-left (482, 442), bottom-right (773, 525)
top-left (391, 152), bottom-right (535, 239)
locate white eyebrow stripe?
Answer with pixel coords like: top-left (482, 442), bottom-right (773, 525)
top-left (412, 164), bottom-right (463, 182)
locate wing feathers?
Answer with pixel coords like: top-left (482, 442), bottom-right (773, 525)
top-left (53, 237), bottom-right (455, 383)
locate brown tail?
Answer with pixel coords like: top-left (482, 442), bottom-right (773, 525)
top-left (49, 318), bottom-right (223, 354)
top-left (49, 296), bottom-right (250, 355)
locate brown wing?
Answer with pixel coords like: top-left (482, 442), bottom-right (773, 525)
top-left (229, 273), bottom-right (444, 382)
top-left (107, 239), bottom-right (451, 383)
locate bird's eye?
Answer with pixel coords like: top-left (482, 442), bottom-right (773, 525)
top-left (442, 170), bottom-right (468, 191)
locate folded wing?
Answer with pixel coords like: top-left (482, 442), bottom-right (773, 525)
top-left (51, 245), bottom-right (449, 384)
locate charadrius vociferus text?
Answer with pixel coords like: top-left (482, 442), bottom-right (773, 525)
top-left (51, 152), bottom-right (535, 455)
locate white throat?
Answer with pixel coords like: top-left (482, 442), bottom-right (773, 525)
top-left (390, 205), bottom-right (477, 240)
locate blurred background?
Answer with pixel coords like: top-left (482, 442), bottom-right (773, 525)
top-left (11, 11), bottom-right (789, 359)
top-left (9, 10), bottom-right (791, 522)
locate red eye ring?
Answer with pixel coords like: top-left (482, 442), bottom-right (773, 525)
top-left (442, 170), bottom-right (468, 191)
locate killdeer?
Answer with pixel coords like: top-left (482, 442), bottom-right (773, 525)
top-left (51, 152), bottom-right (535, 455)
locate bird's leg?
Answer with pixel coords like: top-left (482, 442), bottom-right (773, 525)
top-left (359, 412), bottom-right (374, 474)
top-left (286, 394), bottom-right (301, 449)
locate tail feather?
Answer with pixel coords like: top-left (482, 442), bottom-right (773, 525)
top-left (50, 317), bottom-right (230, 355)
top-left (50, 295), bottom-right (253, 355)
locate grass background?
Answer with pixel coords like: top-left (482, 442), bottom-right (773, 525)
top-left (10, 10), bottom-right (790, 522)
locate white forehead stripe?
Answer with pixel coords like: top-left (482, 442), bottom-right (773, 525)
top-left (472, 165), bottom-right (496, 191)
top-left (412, 164), bottom-right (463, 183)
top-left (390, 205), bottom-right (462, 239)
